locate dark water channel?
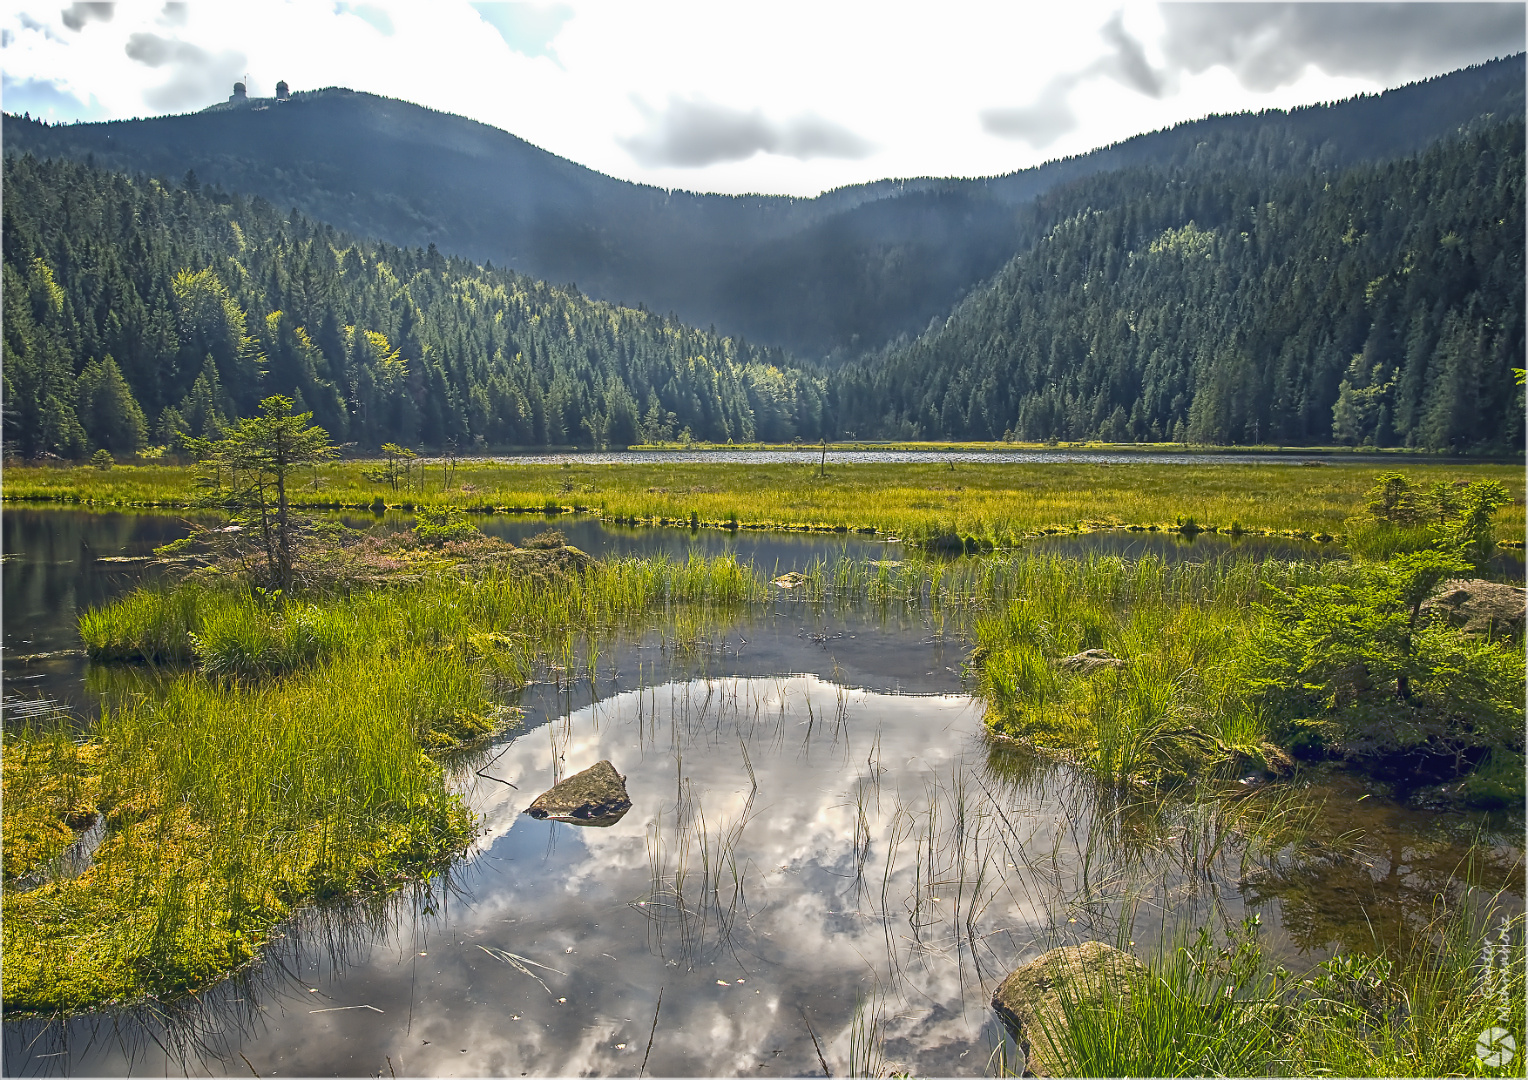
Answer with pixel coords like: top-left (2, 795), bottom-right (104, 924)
top-left (2, 509), bottom-right (1522, 1077)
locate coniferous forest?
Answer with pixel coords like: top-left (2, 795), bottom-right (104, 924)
top-left (841, 117), bottom-right (1525, 452)
top-left (3, 84), bottom-right (1522, 457)
top-left (2, 155), bottom-right (825, 458)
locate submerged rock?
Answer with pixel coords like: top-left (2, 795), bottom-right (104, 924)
top-left (772, 571), bottom-right (807, 588)
top-left (992, 942), bottom-right (1145, 1077)
top-left (526, 760), bottom-right (632, 826)
top-left (1057, 649), bottom-right (1125, 674)
top-left (1422, 578), bottom-right (1525, 641)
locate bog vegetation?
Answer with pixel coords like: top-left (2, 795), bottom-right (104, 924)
top-left (968, 474), bottom-right (1522, 796)
top-left (1014, 907), bottom-right (1526, 1078)
top-left (2, 326), bottom-right (1515, 1080)
top-left (5, 532), bottom-right (763, 1012)
top-left (3, 58), bottom-right (1523, 1072)
top-left (5, 456), bottom-right (1524, 556)
top-left (3, 419), bottom-right (1521, 1080)
top-left (4, 410), bottom-right (769, 1011)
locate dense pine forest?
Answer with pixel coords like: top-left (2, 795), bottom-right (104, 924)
top-left (1, 156), bottom-right (826, 458)
top-left (840, 117), bottom-right (1526, 453)
top-left (2, 108), bottom-right (1523, 457)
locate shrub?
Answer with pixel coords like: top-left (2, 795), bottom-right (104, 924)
top-left (413, 506), bottom-right (478, 544)
top-left (1243, 553), bottom-right (1524, 772)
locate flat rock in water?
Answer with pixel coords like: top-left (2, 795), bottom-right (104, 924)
top-left (1422, 578), bottom-right (1525, 640)
top-left (526, 760), bottom-right (632, 826)
top-left (1057, 649), bottom-right (1125, 674)
top-left (992, 942), bottom-right (1145, 1076)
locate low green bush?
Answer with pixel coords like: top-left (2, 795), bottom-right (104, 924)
top-left (413, 505), bottom-right (478, 544)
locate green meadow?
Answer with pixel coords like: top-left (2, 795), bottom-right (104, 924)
top-left (5, 455), bottom-right (1524, 549)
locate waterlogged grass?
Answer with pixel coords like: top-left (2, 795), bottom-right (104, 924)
top-left (6, 654), bottom-right (477, 1013)
top-left (4, 553), bottom-right (764, 1014)
top-left (773, 550), bottom-right (1524, 792)
top-left (6, 458), bottom-right (1522, 547)
top-left (786, 552), bottom-right (1304, 782)
top-left (954, 553), bottom-right (1525, 789)
top-left (10, 538), bottom-right (1521, 1018)
top-left (968, 557), bottom-right (1314, 784)
top-left (79, 554), bottom-right (765, 676)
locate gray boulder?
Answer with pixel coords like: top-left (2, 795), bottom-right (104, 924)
top-left (992, 942), bottom-right (1145, 1076)
top-left (1057, 649), bottom-right (1125, 674)
top-left (1423, 578), bottom-right (1525, 641)
top-left (526, 760), bottom-right (632, 826)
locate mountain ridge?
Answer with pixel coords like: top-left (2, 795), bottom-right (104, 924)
top-left (6, 55), bottom-right (1522, 357)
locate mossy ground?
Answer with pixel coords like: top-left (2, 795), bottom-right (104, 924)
top-left (2, 734), bottom-right (102, 879)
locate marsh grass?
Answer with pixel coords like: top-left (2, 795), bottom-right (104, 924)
top-left (846, 987), bottom-right (893, 1078)
top-left (942, 550), bottom-right (1524, 787)
top-left (5, 553), bottom-right (766, 1013)
top-left (774, 551), bottom-right (1328, 786)
top-left (973, 754), bottom-right (1524, 1078)
top-left (8, 459), bottom-right (1521, 549)
top-left (1030, 923), bottom-right (1287, 1077)
top-left (3, 651), bottom-right (480, 1013)
top-left (5, 864), bottom-right (468, 1074)
top-left (78, 582), bottom-right (204, 663)
top-left (79, 553), bottom-right (766, 675)
top-left (1029, 898), bottom-right (1526, 1078)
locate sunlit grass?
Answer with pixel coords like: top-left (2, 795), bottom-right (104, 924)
top-left (4, 553), bottom-right (765, 1014)
top-left (6, 458), bottom-right (1522, 547)
top-left (1029, 901), bottom-right (1526, 1078)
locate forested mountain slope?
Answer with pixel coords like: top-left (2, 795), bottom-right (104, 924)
top-left (4, 56), bottom-right (1521, 358)
top-left (837, 119), bottom-right (1525, 453)
top-left (5, 67), bottom-right (1523, 459)
top-left (1, 156), bottom-right (826, 459)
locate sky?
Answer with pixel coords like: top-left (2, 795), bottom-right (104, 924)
top-left (2, 2), bottom-right (1523, 197)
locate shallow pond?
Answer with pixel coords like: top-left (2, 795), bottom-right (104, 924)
top-left (2, 509), bottom-right (1522, 1077)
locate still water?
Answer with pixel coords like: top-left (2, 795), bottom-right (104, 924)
top-left (2, 509), bottom-right (1521, 1077)
top-left (1, 508), bottom-right (1345, 715)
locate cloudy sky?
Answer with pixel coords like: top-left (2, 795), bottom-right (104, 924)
top-left (2, 2), bottom-right (1523, 196)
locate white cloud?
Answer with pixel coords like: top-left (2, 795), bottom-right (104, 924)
top-left (619, 97), bottom-right (874, 167)
top-left (0, 2), bottom-right (1520, 195)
